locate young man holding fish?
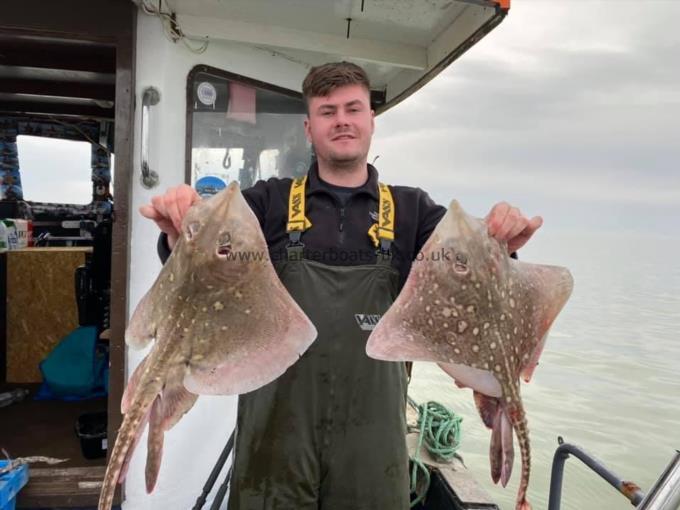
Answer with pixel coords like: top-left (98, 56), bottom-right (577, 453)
top-left (141, 62), bottom-right (542, 509)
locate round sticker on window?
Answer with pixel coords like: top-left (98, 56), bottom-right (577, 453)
top-left (195, 175), bottom-right (226, 198)
top-left (197, 82), bottom-right (217, 106)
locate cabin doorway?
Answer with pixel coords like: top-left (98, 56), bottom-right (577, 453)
top-left (0, 1), bottom-right (134, 507)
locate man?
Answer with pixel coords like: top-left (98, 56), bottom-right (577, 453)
top-left (141, 62), bottom-right (542, 509)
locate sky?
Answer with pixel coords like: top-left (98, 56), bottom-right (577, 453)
top-left (371, 0), bottom-right (680, 238)
top-left (18, 136), bottom-right (98, 205)
top-left (15, 0), bottom-right (679, 238)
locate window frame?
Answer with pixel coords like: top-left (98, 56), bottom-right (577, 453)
top-left (184, 65), bottom-right (305, 185)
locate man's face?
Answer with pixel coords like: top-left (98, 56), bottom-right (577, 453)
top-left (304, 84), bottom-right (375, 169)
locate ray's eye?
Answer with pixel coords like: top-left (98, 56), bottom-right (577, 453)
top-left (217, 232), bottom-right (232, 256)
top-left (454, 252), bottom-right (469, 274)
top-left (186, 222), bottom-right (200, 240)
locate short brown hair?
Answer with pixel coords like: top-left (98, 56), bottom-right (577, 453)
top-left (302, 62), bottom-right (371, 107)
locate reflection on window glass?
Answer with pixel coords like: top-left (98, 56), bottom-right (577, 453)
top-left (17, 135), bottom-right (92, 204)
top-left (189, 68), bottom-right (312, 197)
top-left (259, 149), bottom-right (280, 181)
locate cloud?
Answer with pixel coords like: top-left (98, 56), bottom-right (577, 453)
top-left (6, 1), bottom-right (678, 235)
top-left (371, 0), bottom-right (680, 219)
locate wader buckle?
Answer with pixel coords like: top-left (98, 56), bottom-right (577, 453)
top-left (287, 230), bottom-right (304, 246)
top-left (286, 231), bottom-right (305, 261)
top-left (376, 239), bottom-right (392, 263)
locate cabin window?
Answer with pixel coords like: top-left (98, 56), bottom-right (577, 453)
top-left (187, 66), bottom-right (311, 195)
top-left (16, 136), bottom-right (93, 205)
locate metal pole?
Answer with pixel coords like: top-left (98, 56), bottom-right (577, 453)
top-left (548, 437), bottom-right (645, 510)
top-left (209, 465), bottom-right (233, 510)
top-left (193, 428), bottom-right (236, 510)
top-left (548, 440), bottom-right (569, 510)
top-left (636, 451), bottom-right (680, 510)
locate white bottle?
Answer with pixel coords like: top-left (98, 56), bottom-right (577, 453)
top-left (0, 221), bottom-right (9, 253)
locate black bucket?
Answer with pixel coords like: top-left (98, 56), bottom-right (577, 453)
top-left (75, 411), bottom-right (108, 459)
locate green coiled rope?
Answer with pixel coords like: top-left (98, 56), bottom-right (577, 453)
top-left (408, 397), bottom-right (463, 507)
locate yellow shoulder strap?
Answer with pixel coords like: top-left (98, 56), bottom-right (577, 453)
top-left (286, 175), bottom-right (312, 232)
top-left (368, 182), bottom-right (395, 248)
top-left (287, 176), bottom-right (393, 246)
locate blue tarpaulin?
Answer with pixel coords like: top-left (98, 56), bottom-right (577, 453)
top-left (36, 326), bottom-right (108, 401)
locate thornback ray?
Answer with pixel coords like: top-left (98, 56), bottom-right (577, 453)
top-left (98, 182), bottom-right (317, 510)
top-left (366, 200), bottom-right (573, 510)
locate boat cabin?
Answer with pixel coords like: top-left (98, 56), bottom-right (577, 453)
top-left (0, 1), bottom-right (507, 507)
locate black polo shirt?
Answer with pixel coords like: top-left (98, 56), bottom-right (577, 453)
top-left (159, 163), bottom-right (446, 290)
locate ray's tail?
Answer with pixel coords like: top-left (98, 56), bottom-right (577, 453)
top-left (506, 401), bottom-right (532, 510)
top-left (98, 390), bottom-right (156, 509)
top-left (98, 351), bottom-right (166, 510)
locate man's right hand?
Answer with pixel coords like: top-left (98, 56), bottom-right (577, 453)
top-left (139, 184), bottom-right (201, 250)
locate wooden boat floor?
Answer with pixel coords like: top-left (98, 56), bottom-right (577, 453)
top-left (406, 404), bottom-right (498, 509)
top-left (0, 383), bottom-right (107, 469)
top-left (0, 383), bottom-right (113, 507)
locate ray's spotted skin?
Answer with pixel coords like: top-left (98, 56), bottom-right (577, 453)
top-left (98, 183), bottom-right (317, 510)
top-left (366, 200), bottom-right (573, 510)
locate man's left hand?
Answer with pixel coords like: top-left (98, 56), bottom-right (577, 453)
top-left (485, 202), bottom-right (543, 254)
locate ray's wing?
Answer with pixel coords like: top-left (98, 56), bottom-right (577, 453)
top-left (183, 277), bottom-right (317, 396)
top-left (126, 251), bottom-right (188, 350)
top-left (126, 287), bottom-right (160, 349)
top-left (512, 261), bottom-right (574, 382)
top-left (368, 292), bottom-right (504, 398)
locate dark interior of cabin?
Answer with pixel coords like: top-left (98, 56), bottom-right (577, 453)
top-left (1, 2), bottom-right (134, 507)
top-left (0, 35), bottom-right (114, 507)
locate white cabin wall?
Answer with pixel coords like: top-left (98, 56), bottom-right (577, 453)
top-left (125, 12), bottom-right (310, 510)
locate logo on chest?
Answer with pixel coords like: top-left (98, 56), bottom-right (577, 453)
top-left (354, 313), bottom-right (382, 331)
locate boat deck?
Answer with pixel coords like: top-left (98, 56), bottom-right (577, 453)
top-left (406, 404), bottom-right (499, 510)
top-left (0, 383), bottom-right (107, 469)
top-left (0, 383), bottom-right (109, 507)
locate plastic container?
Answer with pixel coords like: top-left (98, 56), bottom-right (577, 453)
top-left (75, 411), bottom-right (108, 459)
top-left (0, 460), bottom-right (29, 510)
top-left (0, 221), bottom-right (8, 253)
top-left (1, 219), bottom-right (32, 250)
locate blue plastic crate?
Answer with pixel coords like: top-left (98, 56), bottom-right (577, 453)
top-left (0, 460), bottom-right (29, 510)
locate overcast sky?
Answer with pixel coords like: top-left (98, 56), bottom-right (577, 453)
top-left (371, 0), bottom-right (679, 237)
top-left (16, 0), bottom-right (679, 238)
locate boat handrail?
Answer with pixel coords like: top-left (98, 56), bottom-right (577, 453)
top-left (140, 87), bottom-right (161, 189)
top-left (547, 436), bottom-right (644, 509)
top-left (548, 437), bottom-right (680, 510)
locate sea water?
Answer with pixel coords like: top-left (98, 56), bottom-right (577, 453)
top-left (408, 230), bottom-right (680, 510)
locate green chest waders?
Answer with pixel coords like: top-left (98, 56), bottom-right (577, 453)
top-left (227, 178), bottom-right (409, 510)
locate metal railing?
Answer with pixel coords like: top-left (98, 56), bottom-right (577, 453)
top-left (548, 437), bottom-right (680, 510)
